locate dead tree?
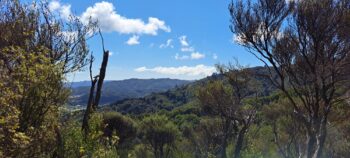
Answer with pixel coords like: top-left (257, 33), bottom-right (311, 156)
top-left (82, 30), bottom-right (109, 137)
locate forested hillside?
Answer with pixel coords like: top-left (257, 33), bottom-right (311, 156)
top-left (104, 67), bottom-right (276, 115)
top-left (69, 78), bottom-right (191, 106)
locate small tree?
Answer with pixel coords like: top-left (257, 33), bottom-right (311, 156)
top-left (103, 112), bottom-right (137, 158)
top-left (197, 64), bottom-right (260, 158)
top-left (183, 117), bottom-right (226, 158)
top-left (140, 115), bottom-right (180, 158)
top-left (263, 96), bottom-right (305, 158)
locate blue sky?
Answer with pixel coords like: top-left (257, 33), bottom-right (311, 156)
top-left (47, 0), bottom-right (262, 81)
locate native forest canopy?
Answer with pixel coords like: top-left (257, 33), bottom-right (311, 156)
top-left (1, 0), bottom-right (350, 158)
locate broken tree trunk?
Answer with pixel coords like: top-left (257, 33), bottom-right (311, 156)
top-left (82, 76), bottom-right (98, 137)
top-left (81, 50), bottom-right (109, 137)
top-left (92, 50), bottom-right (109, 110)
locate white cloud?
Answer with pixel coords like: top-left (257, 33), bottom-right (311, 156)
top-left (175, 52), bottom-right (205, 60)
top-left (58, 31), bottom-right (78, 42)
top-left (180, 47), bottom-right (194, 52)
top-left (126, 35), bottom-right (140, 45)
top-left (160, 39), bottom-right (174, 48)
top-left (134, 65), bottom-right (216, 77)
top-left (191, 52), bottom-right (205, 59)
top-left (49, 0), bottom-right (72, 20)
top-left (179, 36), bottom-right (189, 47)
top-left (49, 1), bottom-right (60, 11)
top-left (60, 5), bottom-right (72, 19)
top-left (176, 35), bottom-right (206, 60)
top-left (135, 67), bottom-right (147, 72)
top-left (175, 53), bottom-right (190, 60)
top-left (80, 1), bottom-right (170, 35)
top-left (213, 53), bottom-right (218, 60)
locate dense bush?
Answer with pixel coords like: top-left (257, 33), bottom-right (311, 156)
top-left (140, 115), bottom-right (180, 158)
top-left (103, 112), bottom-right (137, 158)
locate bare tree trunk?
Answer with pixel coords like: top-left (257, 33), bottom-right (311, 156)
top-left (312, 118), bottom-right (327, 158)
top-left (54, 125), bottom-right (64, 158)
top-left (92, 51), bottom-right (109, 110)
top-left (233, 126), bottom-right (247, 158)
top-left (306, 131), bottom-right (317, 158)
top-left (82, 77), bottom-right (97, 136)
top-left (220, 119), bottom-right (231, 158)
top-left (303, 116), bottom-right (329, 158)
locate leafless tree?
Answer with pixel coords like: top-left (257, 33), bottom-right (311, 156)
top-left (82, 30), bottom-right (109, 137)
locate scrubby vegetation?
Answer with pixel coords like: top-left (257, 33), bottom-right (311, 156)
top-left (1, 0), bottom-right (349, 158)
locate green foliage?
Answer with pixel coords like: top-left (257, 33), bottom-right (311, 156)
top-left (131, 144), bottom-right (153, 158)
top-left (0, 45), bottom-right (67, 157)
top-left (105, 81), bottom-right (196, 115)
top-left (1, 0), bottom-right (349, 157)
top-left (140, 115), bottom-right (180, 158)
top-left (0, 0), bottom-right (93, 156)
top-left (191, 118), bottom-right (226, 157)
top-left (103, 112), bottom-right (137, 158)
top-left (0, 81), bottom-right (30, 156)
top-left (62, 113), bottom-right (119, 158)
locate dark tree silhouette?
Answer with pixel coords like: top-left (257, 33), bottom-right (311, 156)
top-left (229, 0), bottom-right (350, 157)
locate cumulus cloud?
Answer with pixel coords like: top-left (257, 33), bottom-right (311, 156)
top-left (80, 1), bottom-right (170, 35)
top-left (159, 39), bottom-right (174, 48)
top-left (191, 52), bottom-right (205, 59)
top-left (134, 65), bottom-right (216, 77)
top-left (49, 0), bottom-right (72, 20)
top-left (126, 35), bottom-right (140, 45)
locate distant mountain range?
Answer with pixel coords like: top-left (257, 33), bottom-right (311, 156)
top-left (68, 78), bottom-right (192, 106)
